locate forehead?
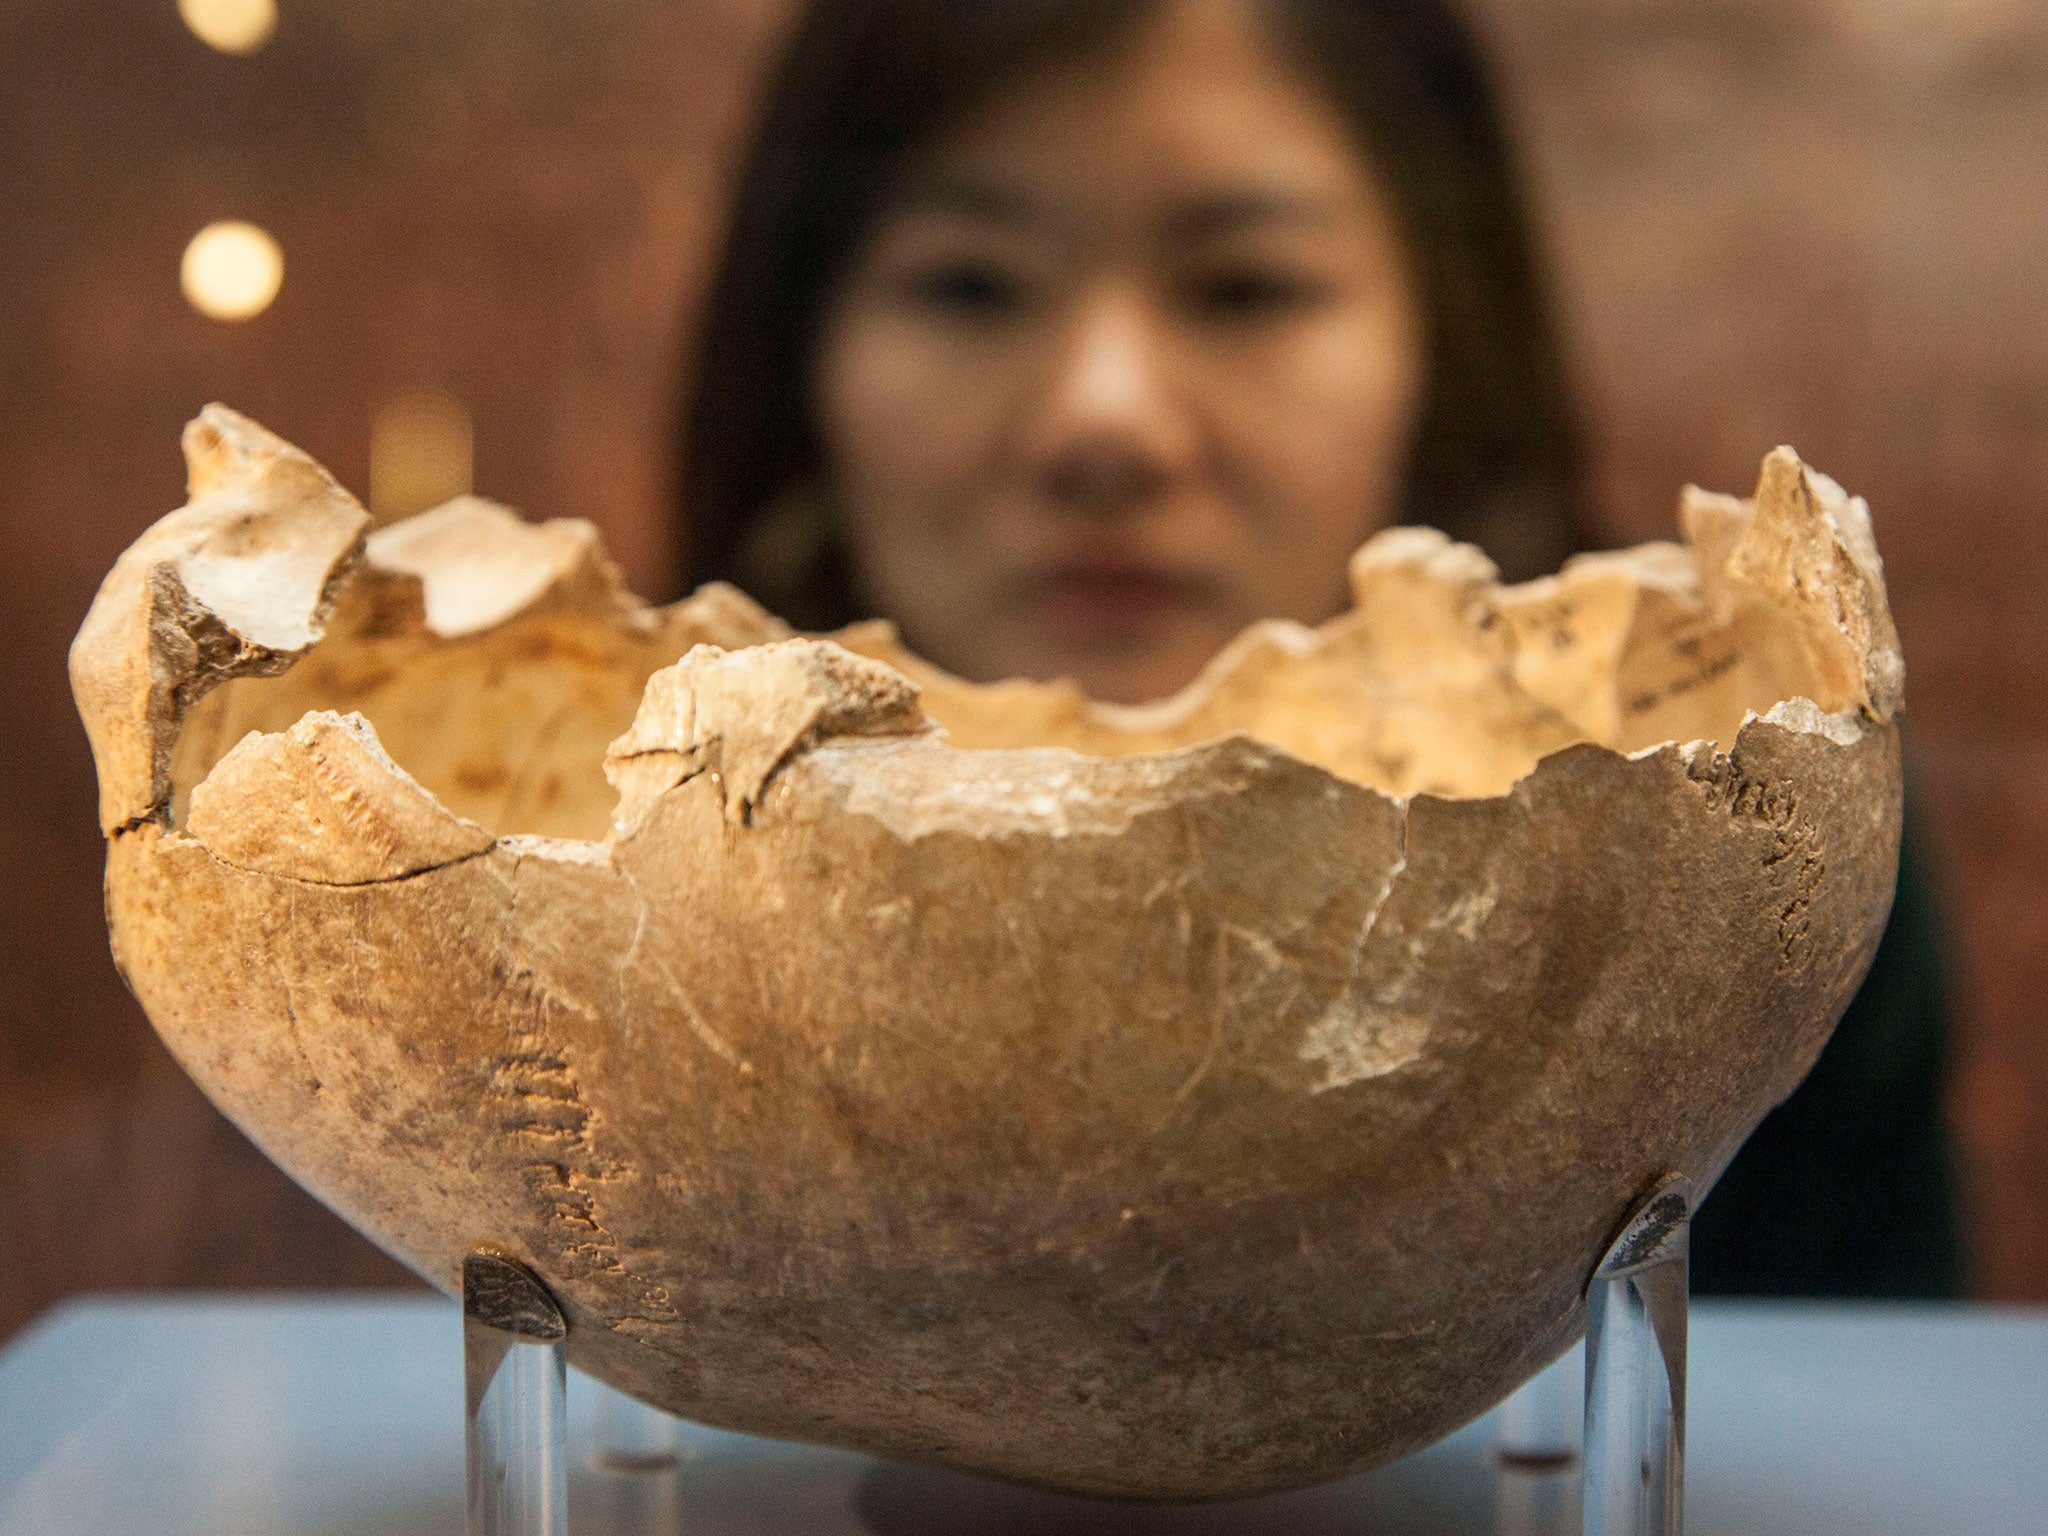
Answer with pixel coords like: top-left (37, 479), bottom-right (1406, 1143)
top-left (900, 0), bottom-right (1386, 228)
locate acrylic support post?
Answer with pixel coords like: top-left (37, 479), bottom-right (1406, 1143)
top-left (465, 1249), bottom-right (688, 1536)
top-left (1493, 1339), bottom-right (1583, 1536)
top-left (465, 1250), bottom-right (570, 1536)
top-left (586, 1379), bottom-right (689, 1536)
top-left (1495, 1177), bottom-right (1691, 1536)
top-left (1580, 1178), bottom-right (1690, 1536)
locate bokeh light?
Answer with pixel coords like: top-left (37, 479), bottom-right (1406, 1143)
top-left (178, 0), bottom-right (278, 56)
top-left (179, 221), bottom-right (284, 321)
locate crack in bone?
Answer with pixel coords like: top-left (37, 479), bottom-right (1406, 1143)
top-left (614, 856), bottom-right (749, 1072)
top-left (1300, 801), bottom-right (1419, 1092)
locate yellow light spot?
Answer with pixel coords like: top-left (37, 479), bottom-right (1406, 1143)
top-left (178, 0), bottom-right (277, 55)
top-left (371, 390), bottom-right (476, 523)
top-left (180, 221), bottom-right (284, 321)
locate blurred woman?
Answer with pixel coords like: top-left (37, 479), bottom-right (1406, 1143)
top-left (683, 0), bottom-right (1577, 702)
top-left (680, 0), bottom-right (1958, 1297)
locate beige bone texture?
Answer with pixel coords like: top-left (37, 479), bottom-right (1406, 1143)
top-left (72, 405), bottom-right (1903, 1498)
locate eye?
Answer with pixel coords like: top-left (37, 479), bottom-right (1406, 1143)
top-left (903, 260), bottom-right (1028, 319)
top-left (1187, 267), bottom-right (1329, 321)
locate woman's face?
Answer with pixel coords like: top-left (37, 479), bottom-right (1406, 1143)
top-left (816, 0), bottom-right (1424, 704)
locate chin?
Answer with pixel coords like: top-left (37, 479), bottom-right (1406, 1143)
top-left (1047, 632), bottom-right (1219, 707)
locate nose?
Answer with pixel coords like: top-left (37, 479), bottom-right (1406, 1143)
top-left (1022, 289), bottom-right (1197, 517)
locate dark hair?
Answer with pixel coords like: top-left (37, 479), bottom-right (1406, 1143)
top-left (679, 0), bottom-right (1584, 625)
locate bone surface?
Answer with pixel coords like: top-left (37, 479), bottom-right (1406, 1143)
top-left (72, 406), bottom-right (1903, 1497)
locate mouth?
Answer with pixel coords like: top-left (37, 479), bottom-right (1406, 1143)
top-left (1022, 556), bottom-right (1209, 641)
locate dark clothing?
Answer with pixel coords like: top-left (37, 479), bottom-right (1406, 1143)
top-left (1690, 825), bottom-right (1961, 1297)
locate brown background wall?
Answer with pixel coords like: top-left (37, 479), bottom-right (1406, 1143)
top-left (2, 0), bottom-right (2043, 1336)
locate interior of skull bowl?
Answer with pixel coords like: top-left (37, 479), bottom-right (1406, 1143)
top-left (78, 407), bottom-right (1904, 1498)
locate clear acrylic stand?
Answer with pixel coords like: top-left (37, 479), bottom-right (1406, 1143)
top-left (1580, 1178), bottom-right (1690, 1536)
top-left (586, 1378), bottom-right (689, 1535)
top-left (465, 1183), bottom-right (1688, 1536)
top-left (465, 1250), bottom-right (570, 1536)
top-left (1496, 1340), bottom-right (1583, 1470)
top-left (1493, 1177), bottom-right (1690, 1536)
top-left (1494, 1341), bottom-right (1583, 1536)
